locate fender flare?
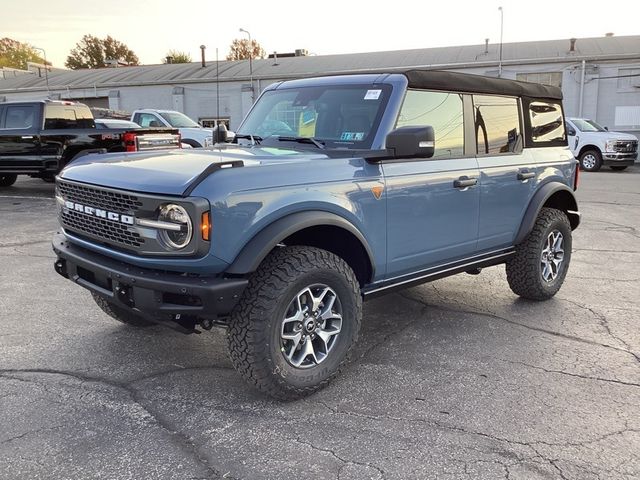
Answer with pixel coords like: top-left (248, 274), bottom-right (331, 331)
top-left (226, 211), bottom-right (375, 276)
top-left (514, 182), bottom-right (580, 245)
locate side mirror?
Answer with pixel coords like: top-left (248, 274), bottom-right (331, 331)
top-left (566, 126), bottom-right (576, 136)
top-left (604, 126), bottom-right (609, 131)
top-left (212, 123), bottom-right (228, 144)
top-left (385, 126), bottom-right (435, 159)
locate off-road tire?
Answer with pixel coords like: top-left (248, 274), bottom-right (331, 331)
top-left (610, 166), bottom-right (628, 171)
top-left (579, 149), bottom-right (602, 172)
top-left (227, 246), bottom-right (362, 400)
top-left (506, 208), bottom-right (572, 301)
top-left (0, 174), bottom-right (17, 187)
top-left (92, 293), bottom-right (154, 327)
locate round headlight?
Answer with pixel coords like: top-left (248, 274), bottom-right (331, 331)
top-left (158, 204), bottom-right (192, 249)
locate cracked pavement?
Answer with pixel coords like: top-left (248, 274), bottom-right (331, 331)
top-left (1, 168), bottom-right (639, 479)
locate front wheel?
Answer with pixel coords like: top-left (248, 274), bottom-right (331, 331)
top-left (506, 208), bottom-right (572, 300)
top-left (579, 150), bottom-right (602, 172)
top-left (0, 174), bottom-right (17, 187)
top-left (227, 246), bottom-right (362, 400)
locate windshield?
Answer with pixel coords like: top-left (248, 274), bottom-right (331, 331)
top-left (237, 84), bottom-right (391, 149)
top-left (571, 118), bottom-right (606, 132)
top-left (158, 111), bottom-right (200, 128)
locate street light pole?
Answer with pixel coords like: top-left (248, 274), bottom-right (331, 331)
top-left (498, 6), bottom-right (504, 78)
top-left (239, 28), bottom-right (254, 101)
top-left (33, 47), bottom-right (50, 96)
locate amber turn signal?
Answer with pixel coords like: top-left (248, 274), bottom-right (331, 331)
top-left (201, 211), bottom-right (211, 241)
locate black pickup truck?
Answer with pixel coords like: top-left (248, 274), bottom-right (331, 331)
top-left (0, 100), bottom-right (181, 187)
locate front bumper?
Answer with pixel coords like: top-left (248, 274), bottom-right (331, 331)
top-left (52, 232), bottom-right (247, 331)
top-left (602, 152), bottom-right (637, 166)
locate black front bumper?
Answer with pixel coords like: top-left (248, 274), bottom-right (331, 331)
top-left (52, 232), bottom-right (247, 330)
top-left (602, 152), bottom-right (637, 166)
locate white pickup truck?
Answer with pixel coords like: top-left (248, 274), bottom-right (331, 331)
top-left (565, 117), bottom-right (638, 172)
top-left (131, 109), bottom-right (213, 148)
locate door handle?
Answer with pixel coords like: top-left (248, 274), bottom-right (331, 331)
top-left (453, 176), bottom-right (478, 189)
top-left (517, 171), bottom-right (535, 181)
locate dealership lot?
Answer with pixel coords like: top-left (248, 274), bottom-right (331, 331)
top-left (0, 168), bottom-right (639, 480)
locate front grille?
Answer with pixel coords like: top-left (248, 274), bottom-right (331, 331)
top-left (613, 140), bottom-right (638, 153)
top-left (57, 180), bottom-right (145, 250)
top-left (61, 210), bottom-right (144, 248)
top-left (58, 181), bottom-right (143, 214)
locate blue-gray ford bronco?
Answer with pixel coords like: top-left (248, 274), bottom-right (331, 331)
top-left (53, 70), bottom-right (580, 399)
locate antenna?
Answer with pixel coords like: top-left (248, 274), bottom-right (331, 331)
top-left (216, 48), bottom-right (220, 125)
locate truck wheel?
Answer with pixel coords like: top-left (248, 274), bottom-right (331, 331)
top-left (0, 174), bottom-right (17, 187)
top-left (579, 150), bottom-right (602, 172)
top-left (506, 208), bottom-right (572, 301)
top-left (227, 246), bottom-right (362, 400)
top-left (610, 166), bottom-right (628, 171)
top-left (91, 293), bottom-right (154, 327)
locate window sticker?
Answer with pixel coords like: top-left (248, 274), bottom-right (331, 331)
top-left (340, 132), bottom-right (365, 141)
top-left (364, 89), bottom-right (382, 100)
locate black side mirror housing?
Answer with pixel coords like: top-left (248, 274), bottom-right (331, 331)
top-left (566, 126), bottom-right (576, 136)
top-left (385, 126), bottom-right (435, 159)
top-left (604, 126), bottom-right (609, 131)
top-left (212, 124), bottom-right (228, 144)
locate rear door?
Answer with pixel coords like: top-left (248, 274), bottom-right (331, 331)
top-left (474, 95), bottom-right (535, 251)
top-left (383, 89), bottom-right (480, 279)
top-left (0, 103), bottom-right (41, 171)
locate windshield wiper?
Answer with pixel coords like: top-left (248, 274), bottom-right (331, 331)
top-left (277, 136), bottom-right (325, 149)
top-left (234, 134), bottom-right (262, 145)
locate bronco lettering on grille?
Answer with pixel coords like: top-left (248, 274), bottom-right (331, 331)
top-left (64, 200), bottom-right (134, 225)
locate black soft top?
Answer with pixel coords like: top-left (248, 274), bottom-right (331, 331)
top-left (402, 69), bottom-right (563, 100)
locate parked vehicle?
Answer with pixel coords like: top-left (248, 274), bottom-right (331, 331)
top-left (565, 117), bottom-right (638, 171)
top-left (53, 70), bottom-right (580, 399)
top-left (94, 118), bottom-right (141, 130)
top-left (0, 101), bottom-right (181, 186)
top-left (131, 109), bottom-right (213, 148)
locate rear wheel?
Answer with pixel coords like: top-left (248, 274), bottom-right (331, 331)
top-left (0, 174), bottom-right (17, 187)
top-left (92, 293), bottom-right (154, 327)
top-left (610, 166), bottom-right (628, 171)
top-left (506, 208), bottom-right (572, 300)
top-left (579, 150), bottom-right (602, 172)
top-left (227, 246), bottom-right (362, 400)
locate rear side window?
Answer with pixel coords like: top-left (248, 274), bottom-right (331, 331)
top-left (135, 113), bottom-right (164, 128)
top-left (44, 105), bottom-right (95, 129)
top-left (396, 90), bottom-right (464, 159)
top-left (4, 105), bottom-right (36, 129)
top-left (473, 95), bottom-right (521, 155)
top-left (529, 102), bottom-right (565, 143)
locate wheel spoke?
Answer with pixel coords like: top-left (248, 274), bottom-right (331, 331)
top-left (541, 260), bottom-right (552, 281)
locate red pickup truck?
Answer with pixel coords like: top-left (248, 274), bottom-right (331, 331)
top-left (0, 100), bottom-right (181, 187)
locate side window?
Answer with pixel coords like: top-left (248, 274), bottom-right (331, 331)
top-left (473, 95), bottom-right (521, 155)
top-left (396, 90), bottom-right (464, 159)
top-left (5, 105), bottom-right (36, 129)
top-left (529, 102), bottom-right (565, 143)
top-left (44, 105), bottom-right (79, 129)
top-left (137, 113), bottom-right (162, 127)
top-left (73, 105), bottom-right (95, 129)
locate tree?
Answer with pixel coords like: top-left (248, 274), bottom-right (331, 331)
top-left (163, 50), bottom-right (192, 64)
top-left (226, 38), bottom-right (266, 61)
top-left (65, 35), bottom-right (139, 69)
top-left (0, 38), bottom-right (46, 69)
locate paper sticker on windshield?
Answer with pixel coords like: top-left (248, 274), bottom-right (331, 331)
top-left (340, 132), bottom-right (365, 141)
top-left (364, 89), bottom-right (381, 100)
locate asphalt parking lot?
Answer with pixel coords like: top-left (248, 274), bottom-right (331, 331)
top-left (1, 167), bottom-right (639, 480)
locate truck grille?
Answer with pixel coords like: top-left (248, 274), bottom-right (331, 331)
top-left (613, 140), bottom-right (638, 153)
top-left (57, 180), bottom-right (145, 250)
top-left (57, 181), bottom-right (143, 214)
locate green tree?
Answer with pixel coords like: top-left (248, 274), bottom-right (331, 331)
top-left (226, 38), bottom-right (266, 61)
top-left (0, 38), bottom-right (46, 69)
top-left (163, 50), bottom-right (192, 64)
top-left (65, 35), bottom-right (139, 69)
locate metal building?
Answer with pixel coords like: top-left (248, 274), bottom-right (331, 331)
top-left (1, 35), bottom-right (639, 139)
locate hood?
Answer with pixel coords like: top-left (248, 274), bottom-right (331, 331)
top-left (59, 146), bottom-right (329, 196)
top-left (601, 131), bottom-right (638, 141)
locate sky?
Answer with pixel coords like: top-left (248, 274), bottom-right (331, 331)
top-left (2, 0), bottom-right (640, 68)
